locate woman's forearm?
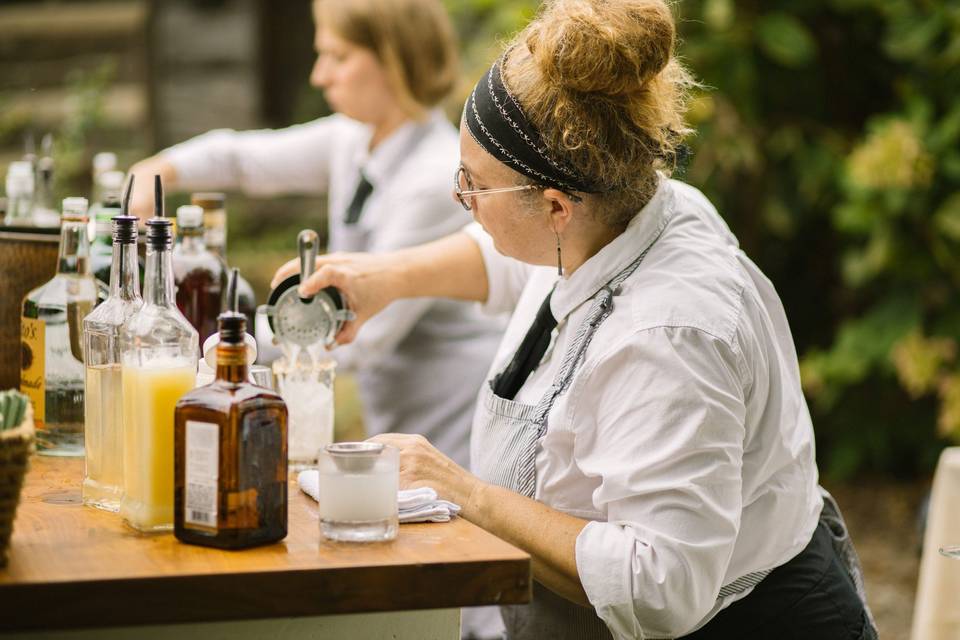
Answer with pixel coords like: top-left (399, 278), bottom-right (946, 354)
top-left (391, 231), bottom-right (490, 303)
top-left (463, 480), bottom-right (591, 606)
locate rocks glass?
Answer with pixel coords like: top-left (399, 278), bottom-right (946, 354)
top-left (316, 442), bottom-right (399, 543)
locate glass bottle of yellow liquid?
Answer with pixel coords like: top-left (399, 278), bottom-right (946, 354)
top-left (120, 177), bottom-right (198, 532)
top-left (82, 212), bottom-right (142, 512)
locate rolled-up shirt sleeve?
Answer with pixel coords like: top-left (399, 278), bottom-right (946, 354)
top-left (462, 222), bottom-right (533, 315)
top-left (162, 116), bottom-right (346, 196)
top-left (569, 326), bottom-right (747, 639)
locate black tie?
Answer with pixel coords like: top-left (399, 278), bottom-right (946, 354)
top-left (492, 291), bottom-right (558, 400)
top-left (344, 172), bottom-right (374, 224)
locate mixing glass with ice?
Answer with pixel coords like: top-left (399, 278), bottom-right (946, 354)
top-left (264, 230), bottom-right (353, 470)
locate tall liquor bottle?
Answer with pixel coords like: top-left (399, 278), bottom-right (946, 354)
top-left (173, 205), bottom-right (225, 345)
top-left (82, 205), bottom-right (142, 511)
top-left (120, 176), bottom-right (198, 532)
top-left (190, 192), bottom-right (256, 329)
top-left (175, 270), bottom-right (288, 549)
top-left (21, 197), bottom-right (98, 456)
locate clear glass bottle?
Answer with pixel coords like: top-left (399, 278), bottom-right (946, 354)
top-left (175, 271), bottom-right (288, 549)
top-left (173, 204), bottom-right (226, 346)
top-left (89, 171), bottom-right (126, 289)
top-left (4, 161), bottom-right (34, 226)
top-left (120, 187), bottom-right (199, 532)
top-left (20, 197), bottom-right (99, 456)
top-left (82, 215), bottom-right (142, 511)
top-left (31, 156), bottom-right (60, 227)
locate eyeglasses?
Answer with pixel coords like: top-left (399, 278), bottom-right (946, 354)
top-left (454, 166), bottom-right (538, 211)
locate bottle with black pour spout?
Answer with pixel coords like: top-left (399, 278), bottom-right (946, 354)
top-left (82, 174), bottom-right (142, 512)
top-left (119, 175), bottom-right (198, 532)
top-left (174, 269), bottom-right (288, 549)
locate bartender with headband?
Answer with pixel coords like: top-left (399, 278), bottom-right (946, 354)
top-left (276, 1), bottom-right (881, 638)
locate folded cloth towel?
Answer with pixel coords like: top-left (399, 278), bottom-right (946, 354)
top-left (297, 470), bottom-right (461, 524)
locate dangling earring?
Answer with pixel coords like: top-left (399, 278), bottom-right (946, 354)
top-left (555, 230), bottom-right (563, 277)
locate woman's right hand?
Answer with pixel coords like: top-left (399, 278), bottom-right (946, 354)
top-left (126, 157), bottom-right (178, 221)
top-left (270, 251), bottom-right (404, 346)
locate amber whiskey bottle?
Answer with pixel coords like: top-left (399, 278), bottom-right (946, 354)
top-left (174, 280), bottom-right (288, 549)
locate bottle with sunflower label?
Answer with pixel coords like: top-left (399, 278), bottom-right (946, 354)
top-left (20, 197), bottom-right (98, 456)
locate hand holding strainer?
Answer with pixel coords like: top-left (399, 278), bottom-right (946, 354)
top-left (263, 230), bottom-right (355, 348)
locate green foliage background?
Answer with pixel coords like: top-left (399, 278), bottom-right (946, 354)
top-left (445, 0), bottom-right (960, 478)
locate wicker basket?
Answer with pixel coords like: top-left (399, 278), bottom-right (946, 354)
top-left (0, 403), bottom-right (34, 567)
top-left (0, 228), bottom-right (58, 390)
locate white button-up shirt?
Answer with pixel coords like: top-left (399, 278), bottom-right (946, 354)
top-left (163, 111), bottom-right (505, 467)
top-left (464, 177), bottom-right (823, 638)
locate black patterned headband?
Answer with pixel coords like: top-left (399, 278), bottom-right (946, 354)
top-left (464, 58), bottom-right (602, 194)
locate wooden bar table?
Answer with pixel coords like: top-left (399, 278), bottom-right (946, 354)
top-left (0, 458), bottom-right (530, 639)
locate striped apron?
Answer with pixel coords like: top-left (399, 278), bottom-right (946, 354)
top-left (471, 242), bottom-right (880, 639)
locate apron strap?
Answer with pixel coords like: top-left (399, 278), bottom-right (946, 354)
top-left (514, 227), bottom-right (665, 498)
top-left (529, 225), bottom-right (665, 428)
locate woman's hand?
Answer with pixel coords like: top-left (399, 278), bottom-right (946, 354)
top-left (367, 433), bottom-right (482, 508)
top-left (126, 157), bottom-right (178, 221)
top-left (270, 251), bottom-right (407, 346)
top-left (371, 432), bottom-right (591, 606)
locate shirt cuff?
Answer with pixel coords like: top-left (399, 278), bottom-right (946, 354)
top-left (462, 222), bottom-right (516, 316)
top-left (576, 521), bottom-right (646, 640)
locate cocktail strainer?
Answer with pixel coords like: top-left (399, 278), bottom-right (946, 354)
top-left (263, 229), bottom-right (354, 348)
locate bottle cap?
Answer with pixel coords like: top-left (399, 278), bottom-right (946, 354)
top-left (176, 204), bottom-right (204, 229)
top-left (191, 192), bottom-right (225, 210)
top-left (146, 217), bottom-right (173, 249)
top-left (7, 161), bottom-right (32, 179)
top-left (5, 161), bottom-right (34, 193)
top-left (111, 215), bottom-right (138, 244)
top-left (61, 197), bottom-right (89, 221)
top-left (203, 331), bottom-right (257, 369)
top-left (93, 152), bottom-right (117, 175)
top-left (98, 170), bottom-right (125, 193)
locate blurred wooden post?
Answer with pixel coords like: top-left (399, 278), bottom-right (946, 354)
top-left (147, 0), bottom-right (261, 150)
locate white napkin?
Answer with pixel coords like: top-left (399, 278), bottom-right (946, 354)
top-left (297, 469), bottom-right (461, 523)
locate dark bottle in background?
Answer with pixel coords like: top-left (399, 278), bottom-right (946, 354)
top-left (190, 192), bottom-right (256, 332)
top-left (173, 204), bottom-right (226, 345)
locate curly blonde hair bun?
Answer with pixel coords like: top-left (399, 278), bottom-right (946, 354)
top-left (504, 0), bottom-right (696, 227)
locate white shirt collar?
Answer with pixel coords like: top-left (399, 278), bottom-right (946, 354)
top-left (551, 176), bottom-right (675, 322)
top-left (351, 109), bottom-right (445, 187)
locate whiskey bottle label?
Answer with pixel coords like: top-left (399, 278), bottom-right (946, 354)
top-left (185, 420), bottom-right (219, 530)
top-left (20, 317), bottom-right (45, 425)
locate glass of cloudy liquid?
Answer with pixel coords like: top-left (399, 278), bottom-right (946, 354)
top-left (273, 356), bottom-right (335, 472)
top-left (316, 442), bottom-right (399, 543)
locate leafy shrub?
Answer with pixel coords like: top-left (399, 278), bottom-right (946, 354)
top-left (449, 0), bottom-right (960, 477)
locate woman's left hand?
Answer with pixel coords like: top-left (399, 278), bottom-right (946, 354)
top-left (368, 433), bottom-right (481, 507)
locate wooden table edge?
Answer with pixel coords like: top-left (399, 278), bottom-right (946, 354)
top-left (0, 556), bottom-right (531, 632)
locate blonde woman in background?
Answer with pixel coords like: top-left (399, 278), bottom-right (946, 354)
top-left (129, 3), bottom-right (505, 636)
top-left (277, 0), bottom-right (880, 638)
